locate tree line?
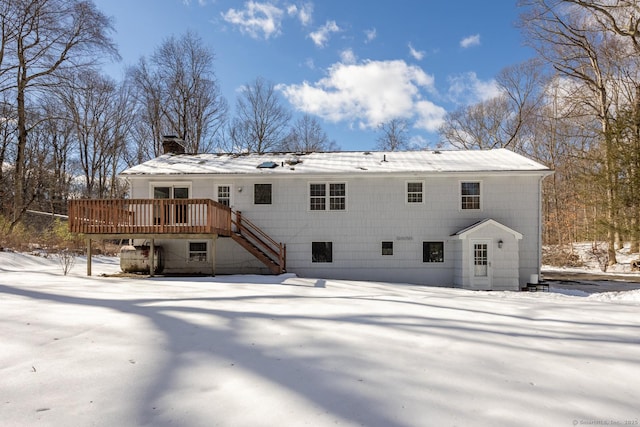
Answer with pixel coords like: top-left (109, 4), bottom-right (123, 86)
top-left (1, 0), bottom-right (639, 264)
top-left (437, 0), bottom-right (640, 265)
top-left (0, 0), bottom-right (340, 230)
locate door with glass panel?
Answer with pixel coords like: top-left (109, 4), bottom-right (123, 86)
top-left (153, 186), bottom-right (189, 225)
top-left (470, 239), bottom-right (491, 288)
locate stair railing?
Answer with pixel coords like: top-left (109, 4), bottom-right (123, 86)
top-left (232, 211), bottom-right (286, 272)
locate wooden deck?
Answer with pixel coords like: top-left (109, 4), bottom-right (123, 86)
top-left (68, 199), bottom-right (285, 275)
top-left (68, 198), bottom-right (232, 237)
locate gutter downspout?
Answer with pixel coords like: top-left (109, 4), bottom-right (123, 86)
top-left (538, 171), bottom-right (554, 281)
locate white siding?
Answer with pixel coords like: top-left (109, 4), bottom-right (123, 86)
top-left (125, 171), bottom-right (544, 286)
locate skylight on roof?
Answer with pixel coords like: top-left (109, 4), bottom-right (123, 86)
top-left (257, 161), bottom-right (278, 169)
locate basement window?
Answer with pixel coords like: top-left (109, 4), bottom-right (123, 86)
top-left (189, 242), bottom-right (208, 262)
top-left (312, 242), bottom-right (333, 263)
top-left (423, 242), bottom-right (444, 263)
top-left (382, 241), bottom-right (394, 256)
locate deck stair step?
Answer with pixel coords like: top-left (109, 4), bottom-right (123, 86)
top-left (231, 211), bottom-right (286, 275)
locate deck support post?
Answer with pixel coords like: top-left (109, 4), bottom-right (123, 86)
top-left (149, 238), bottom-right (155, 277)
top-left (211, 235), bottom-right (217, 276)
top-left (87, 238), bottom-right (92, 276)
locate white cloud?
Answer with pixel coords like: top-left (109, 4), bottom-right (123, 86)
top-left (460, 34), bottom-right (480, 48)
top-left (309, 20), bottom-right (340, 47)
top-left (279, 59), bottom-right (446, 131)
top-left (339, 49), bottom-right (356, 64)
top-left (408, 43), bottom-right (425, 61)
top-left (287, 2), bottom-right (313, 26)
top-left (447, 71), bottom-right (500, 105)
top-left (364, 28), bottom-right (377, 43)
top-left (221, 1), bottom-right (284, 39)
top-left (303, 57), bottom-right (315, 69)
top-left (414, 100), bottom-right (447, 132)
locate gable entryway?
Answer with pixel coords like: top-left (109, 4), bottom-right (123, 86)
top-left (452, 219), bottom-right (523, 291)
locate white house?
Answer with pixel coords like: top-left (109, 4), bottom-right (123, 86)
top-left (103, 145), bottom-right (552, 291)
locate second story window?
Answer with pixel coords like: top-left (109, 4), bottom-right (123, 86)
top-left (254, 184), bottom-right (272, 205)
top-left (329, 183), bottom-right (346, 210)
top-left (461, 182), bottom-right (481, 210)
top-left (407, 182), bottom-right (423, 203)
top-left (310, 183), bottom-right (346, 211)
top-left (217, 185), bottom-right (231, 207)
top-left (310, 183), bottom-right (326, 210)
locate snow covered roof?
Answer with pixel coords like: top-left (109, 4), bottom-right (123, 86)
top-left (120, 148), bottom-right (552, 177)
top-left (452, 218), bottom-right (523, 239)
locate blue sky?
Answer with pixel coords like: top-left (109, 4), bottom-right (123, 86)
top-left (92, 0), bottom-right (534, 151)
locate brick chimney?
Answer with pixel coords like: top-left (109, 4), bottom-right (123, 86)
top-left (162, 135), bottom-right (186, 155)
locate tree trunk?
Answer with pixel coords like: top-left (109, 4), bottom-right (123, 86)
top-left (11, 63), bottom-right (28, 231)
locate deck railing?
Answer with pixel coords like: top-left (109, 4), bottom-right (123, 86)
top-left (68, 198), bottom-right (232, 236)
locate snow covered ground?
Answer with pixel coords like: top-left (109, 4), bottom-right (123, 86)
top-left (1, 252), bottom-right (639, 427)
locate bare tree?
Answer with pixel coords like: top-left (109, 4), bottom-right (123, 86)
top-left (282, 114), bottom-right (338, 152)
top-left (227, 77), bottom-right (291, 153)
top-left (129, 31), bottom-right (227, 156)
top-left (0, 0), bottom-right (118, 227)
top-left (376, 118), bottom-right (410, 151)
top-left (439, 59), bottom-right (545, 152)
top-left (519, 0), bottom-right (636, 264)
top-left (563, 0), bottom-right (640, 54)
top-left (439, 97), bottom-right (513, 149)
top-left (0, 93), bottom-right (17, 216)
top-left (40, 98), bottom-right (75, 214)
top-left (58, 71), bottom-right (132, 198)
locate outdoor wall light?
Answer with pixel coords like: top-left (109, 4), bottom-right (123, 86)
top-left (238, 186), bottom-right (243, 192)
top-left (498, 239), bottom-right (503, 249)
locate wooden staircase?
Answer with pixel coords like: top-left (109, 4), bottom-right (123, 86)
top-left (231, 211), bottom-right (286, 274)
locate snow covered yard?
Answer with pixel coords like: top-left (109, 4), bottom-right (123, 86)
top-left (1, 252), bottom-right (639, 427)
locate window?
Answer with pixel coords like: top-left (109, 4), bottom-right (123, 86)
top-left (312, 242), bottom-right (333, 262)
top-left (461, 182), bottom-right (481, 210)
top-left (382, 241), bottom-right (393, 256)
top-left (423, 242), bottom-right (444, 263)
top-left (189, 242), bottom-right (207, 262)
top-left (329, 183), bottom-right (346, 210)
top-left (254, 184), bottom-right (272, 205)
top-left (310, 183), bottom-right (326, 210)
top-left (310, 183), bottom-right (346, 211)
top-left (217, 185), bottom-right (231, 207)
top-left (407, 182), bottom-right (423, 203)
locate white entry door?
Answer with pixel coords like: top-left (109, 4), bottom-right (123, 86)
top-left (471, 239), bottom-right (492, 288)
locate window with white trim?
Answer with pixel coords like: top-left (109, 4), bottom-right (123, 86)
top-left (407, 182), bottom-right (423, 203)
top-left (217, 185), bottom-right (231, 207)
top-left (310, 183), bottom-right (346, 211)
top-left (329, 183), bottom-right (346, 210)
top-left (461, 182), bottom-right (481, 210)
top-left (188, 242), bottom-right (208, 262)
top-left (152, 184), bottom-right (190, 225)
top-left (310, 183), bottom-right (326, 210)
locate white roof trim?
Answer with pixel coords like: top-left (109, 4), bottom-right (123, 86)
top-left (452, 218), bottom-right (523, 240)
